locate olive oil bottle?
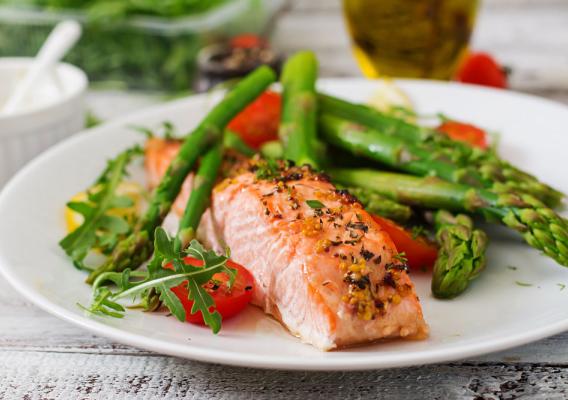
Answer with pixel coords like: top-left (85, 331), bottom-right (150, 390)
top-left (343, 0), bottom-right (479, 79)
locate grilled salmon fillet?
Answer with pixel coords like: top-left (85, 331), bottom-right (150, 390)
top-left (145, 138), bottom-right (429, 350)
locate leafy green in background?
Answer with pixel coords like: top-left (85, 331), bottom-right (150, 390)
top-left (0, 0), bottom-right (273, 91)
top-left (0, 0), bottom-right (230, 19)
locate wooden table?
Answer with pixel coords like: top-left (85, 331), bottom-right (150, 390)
top-left (2, 0), bottom-right (568, 398)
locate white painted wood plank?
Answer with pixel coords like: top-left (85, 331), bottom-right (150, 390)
top-left (2, 350), bottom-right (568, 400)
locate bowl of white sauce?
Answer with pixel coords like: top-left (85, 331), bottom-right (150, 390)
top-left (0, 58), bottom-right (87, 187)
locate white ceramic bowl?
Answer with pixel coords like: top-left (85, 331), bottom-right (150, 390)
top-left (0, 58), bottom-right (87, 187)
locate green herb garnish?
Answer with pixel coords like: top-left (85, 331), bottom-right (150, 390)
top-left (255, 158), bottom-right (281, 180)
top-left (411, 225), bottom-right (425, 240)
top-left (306, 199), bottom-right (325, 209)
top-left (393, 252), bottom-right (408, 264)
top-left (558, 283), bottom-right (566, 291)
top-left (515, 281), bottom-right (533, 287)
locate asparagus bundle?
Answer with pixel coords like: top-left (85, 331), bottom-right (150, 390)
top-left (319, 94), bottom-right (564, 208)
top-left (279, 58), bottom-right (493, 299)
top-left (430, 210), bottom-right (488, 298)
top-left (279, 51), bottom-right (320, 168)
top-left (87, 65), bottom-right (276, 283)
top-left (331, 168), bottom-right (568, 267)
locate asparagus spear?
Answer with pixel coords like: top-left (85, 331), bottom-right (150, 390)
top-left (142, 142), bottom-right (225, 312)
top-left (330, 168), bottom-right (568, 267)
top-left (87, 66), bottom-right (276, 283)
top-left (319, 94), bottom-right (564, 208)
top-left (319, 93), bottom-right (432, 142)
top-left (336, 185), bottom-right (413, 223)
top-left (175, 142), bottom-right (224, 252)
top-left (279, 51), bottom-right (320, 168)
top-left (430, 210), bottom-right (488, 298)
top-left (319, 113), bottom-right (484, 187)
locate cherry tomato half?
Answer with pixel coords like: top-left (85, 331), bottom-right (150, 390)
top-left (165, 257), bottom-right (254, 325)
top-left (372, 215), bottom-right (438, 271)
top-left (227, 90), bottom-right (281, 149)
top-left (437, 120), bottom-right (489, 149)
top-left (456, 52), bottom-right (508, 89)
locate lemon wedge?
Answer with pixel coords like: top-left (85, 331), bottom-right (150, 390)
top-left (65, 181), bottom-right (144, 233)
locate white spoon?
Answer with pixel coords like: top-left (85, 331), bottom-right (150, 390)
top-left (1, 20), bottom-right (82, 115)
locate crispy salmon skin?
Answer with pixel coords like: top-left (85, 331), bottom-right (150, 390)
top-left (145, 138), bottom-right (429, 350)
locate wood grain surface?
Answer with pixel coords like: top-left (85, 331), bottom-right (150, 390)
top-left (2, 0), bottom-right (568, 398)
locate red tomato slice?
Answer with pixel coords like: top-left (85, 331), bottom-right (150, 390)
top-left (227, 90), bottom-right (281, 149)
top-left (165, 257), bottom-right (254, 325)
top-left (456, 52), bottom-right (508, 89)
top-left (372, 215), bottom-right (438, 270)
top-left (437, 120), bottom-right (489, 149)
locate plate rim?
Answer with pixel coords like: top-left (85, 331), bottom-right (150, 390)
top-left (1, 78), bottom-right (568, 370)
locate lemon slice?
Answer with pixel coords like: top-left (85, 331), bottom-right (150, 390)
top-left (367, 79), bottom-right (415, 121)
top-left (65, 181), bottom-right (144, 233)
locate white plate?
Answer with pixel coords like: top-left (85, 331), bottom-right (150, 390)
top-left (0, 79), bottom-right (567, 370)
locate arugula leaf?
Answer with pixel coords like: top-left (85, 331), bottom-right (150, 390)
top-left (92, 269), bottom-right (147, 292)
top-left (187, 279), bottom-right (222, 333)
top-left (59, 145), bottom-right (142, 270)
top-left (162, 121), bottom-right (177, 140)
top-left (129, 121), bottom-right (179, 140)
top-left (85, 228), bottom-right (234, 333)
top-left (80, 287), bottom-right (125, 319)
top-left (154, 226), bottom-right (178, 260)
top-left (129, 125), bottom-right (155, 139)
top-left (157, 282), bottom-right (186, 322)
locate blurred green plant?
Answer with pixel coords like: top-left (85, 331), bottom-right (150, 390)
top-left (0, 0), bottom-right (268, 91)
top-left (0, 0), bottom-right (229, 20)
top-left (0, 22), bottom-right (203, 90)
